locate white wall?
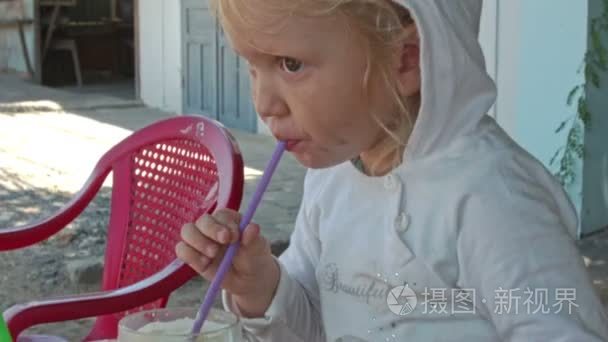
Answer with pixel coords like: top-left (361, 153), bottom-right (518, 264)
top-left (139, 0), bottom-right (183, 114)
top-left (479, 0), bottom-right (589, 237)
top-left (0, 0), bottom-right (35, 75)
top-left (479, 0), bottom-right (523, 136)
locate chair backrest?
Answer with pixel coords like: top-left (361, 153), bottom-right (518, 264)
top-left (86, 115), bottom-right (244, 336)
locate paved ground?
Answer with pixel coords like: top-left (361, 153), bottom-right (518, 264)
top-left (1, 72), bottom-right (607, 340)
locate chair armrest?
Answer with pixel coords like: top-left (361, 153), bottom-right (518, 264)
top-left (0, 166), bottom-right (109, 251)
top-left (4, 260), bottom-right (196, 339)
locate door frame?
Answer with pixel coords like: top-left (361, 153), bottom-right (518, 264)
top-left (133, 0), bottom-right (140, 99)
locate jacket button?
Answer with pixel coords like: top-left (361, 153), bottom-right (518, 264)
top-left (384, 174), bottom-right (399, 190)
top-left (395, 212), bottom-right (410, 232)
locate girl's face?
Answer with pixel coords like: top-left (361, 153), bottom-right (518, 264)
top-left (227, 12), bottom-right (418, 169)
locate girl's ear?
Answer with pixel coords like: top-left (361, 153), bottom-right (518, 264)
top-left (397, 31), bottom-right (421, 97)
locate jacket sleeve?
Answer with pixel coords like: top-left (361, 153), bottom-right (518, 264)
top-left (456, 167), bottom-right (608, 341)
top-left (222, 170), bottom-right (326, 341)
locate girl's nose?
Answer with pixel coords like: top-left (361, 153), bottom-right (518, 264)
top-left (252, 77), bottom-right (289, 118)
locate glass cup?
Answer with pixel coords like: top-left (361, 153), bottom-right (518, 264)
top-left (118, 307), bottom-right (242, 342)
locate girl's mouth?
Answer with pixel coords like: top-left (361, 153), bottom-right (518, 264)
top-left (285, 140), bottom-right (305, 152)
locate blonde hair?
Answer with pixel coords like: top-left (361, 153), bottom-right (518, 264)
top-left (211, 0), bottom-right (420, 175)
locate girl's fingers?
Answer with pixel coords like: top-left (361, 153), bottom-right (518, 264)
top-left (175, 241), bottom-right (211, 275)
top-left (213, 209), bottom-right (242, 244)
top-left (181, 222), bottom-right (221, 258)
top-left (195, 214), bottom-right (234, 244)
top-left (234, 225), bottom-right (270, 274)
top-left (241, 223), bottom-right (261, 246)
top-left (244, 224), bottom-right (270, 255)
top-left (197, 249), bottom-right (239, 286)
top-left (182, 212), bottom-right (272, 285)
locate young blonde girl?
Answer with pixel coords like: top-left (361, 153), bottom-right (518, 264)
top-left (177, 0), bottom-right (608, 340)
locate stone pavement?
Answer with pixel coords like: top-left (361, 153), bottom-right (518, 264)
top-left (0, 73), bottom-right (141, 110)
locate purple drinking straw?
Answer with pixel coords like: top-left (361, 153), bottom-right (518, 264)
top-left (191, 140), bottom-right (287, 334)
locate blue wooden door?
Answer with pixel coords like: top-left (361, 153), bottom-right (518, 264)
top-left (183, 0), bottom-right (216, 118)
top-left (182, 0), bottom-right (257, 132)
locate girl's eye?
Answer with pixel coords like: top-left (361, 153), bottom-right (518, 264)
top-left (280, 57), bottom-right (303, 73)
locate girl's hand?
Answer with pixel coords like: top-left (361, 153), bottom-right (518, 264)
top-left (176, 208), bottom-right (280, 317)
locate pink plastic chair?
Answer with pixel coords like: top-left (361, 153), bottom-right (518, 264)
top-left (0, 115), bottom-right (244, 341)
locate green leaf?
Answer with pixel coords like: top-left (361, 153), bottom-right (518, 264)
top-left (591, 70), bottom-right (601, 88)
top-left (550, 147), bottom-right (565, 166)
top-left (567, 85), bottom-right (581, 106)
top-left (577, 58), bottom-right (586, 74)
top-left (567, 174), bottom-right (575, 186)
top-left (592, 28), bottom-right (602, 52)
top-left (555, 119), bottom-right (569, 134)
top-left (575, 144), bottom-right (584, 159)
top-left (577, 98), bottom-right (590, 123)
top-left (580, 108), bottom-right (592, 127)
top-left (569, 121), bottom-right (581, 139)
top-left (585, 63), bottom-right (593, 81)
top-left (552, 2), bottom-right (607, 190)
top-left (598, 49), bottom-right (608, 71)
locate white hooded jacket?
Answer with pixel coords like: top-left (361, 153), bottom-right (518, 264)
top-left (223, 0), bottom-right (608, 340)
